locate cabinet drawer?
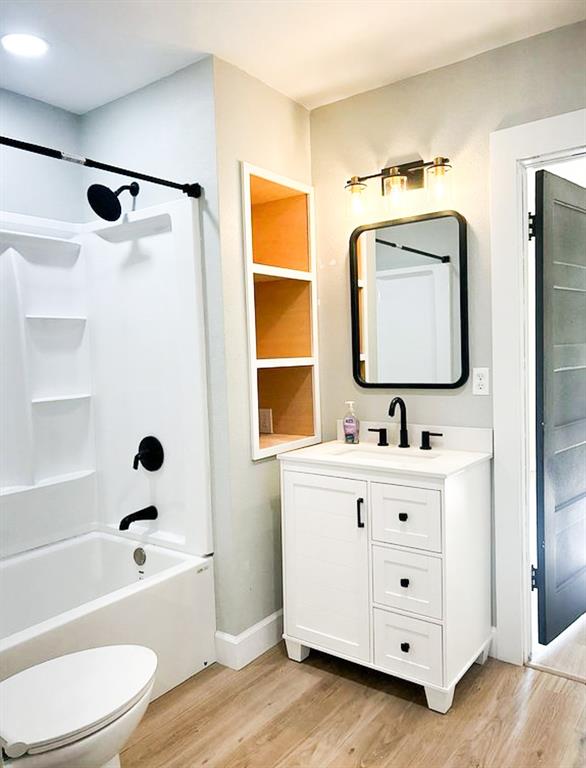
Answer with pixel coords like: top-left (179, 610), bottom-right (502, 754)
top-left (372, 545), bottom-right (443, 620)
top-left (373, 608), bottom-right (443, 686)
top-left (371, 482), bottom-right (442, 553)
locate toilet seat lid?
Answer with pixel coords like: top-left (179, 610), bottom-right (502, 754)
top-left (0, 645), bottom-right (157, 758)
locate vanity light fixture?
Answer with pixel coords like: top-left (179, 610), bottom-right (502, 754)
top-left (345, 156), bottom-right (451, 204)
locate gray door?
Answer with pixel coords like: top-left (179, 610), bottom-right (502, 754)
top-left (535, 169), bottom-right (586, 645)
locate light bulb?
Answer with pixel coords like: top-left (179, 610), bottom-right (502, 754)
top-left (383, 171), bottom-right (407, 209)
top-left (345, 176), bottom-right (367, 219)
top-left (427, 157), bottom-right (452, 202)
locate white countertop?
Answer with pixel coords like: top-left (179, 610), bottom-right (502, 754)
top-left (279, 440), bottom-right (492, 478)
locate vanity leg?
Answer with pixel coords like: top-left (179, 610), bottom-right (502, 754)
top-left (285, 639), bottom-right (310, 662)
top-left (424, 685), bottom-right (455, 714)
top-left (474, 645), bottom-right (490, 666)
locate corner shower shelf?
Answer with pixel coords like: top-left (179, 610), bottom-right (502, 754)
top-left (0, 470), bottom-right (95, 497)
top-left (0, 230), bottom-right (80, 259)
top-left (95, 212), bottom-right (171, 243)
top-left (26, 315), bottom-right (87, 322)
top-left (31, 393), bottom-right (91, 404)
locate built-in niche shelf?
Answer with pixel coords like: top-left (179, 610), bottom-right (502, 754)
top-left (0, 229), bottom-right (81, 260)
top-left (243, 164), bottom-right (321, 460)
top-left (0, 470), bottom-right (95, 497)
top-left (32, 393), bottom-right (91, 405)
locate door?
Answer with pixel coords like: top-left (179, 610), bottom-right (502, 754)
top-left (282, 471), bottom-right (370, 661)
top-left (535, 169), bottom-right (586, 645)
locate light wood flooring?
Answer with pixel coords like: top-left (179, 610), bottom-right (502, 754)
top-left (530, 613), bottom-right (586, 683)
top-left (122, 643), bottom-right (586, 768)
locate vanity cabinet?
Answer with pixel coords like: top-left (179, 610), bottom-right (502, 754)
top-left (280, 444), bottom-right (492, 714)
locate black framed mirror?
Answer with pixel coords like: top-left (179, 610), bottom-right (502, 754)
top-left (349, 210), bottom-right (469, 389)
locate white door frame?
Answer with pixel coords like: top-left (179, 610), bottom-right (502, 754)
top-left (490, 109), bottom-right (586, 665)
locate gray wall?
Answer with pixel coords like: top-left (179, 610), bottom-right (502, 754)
top-left (0, 89), bottom-right (83, 221)
top-left (213, 57), bottom-right (312, 635)
top-left (311, 22), bottom-right (586, 435)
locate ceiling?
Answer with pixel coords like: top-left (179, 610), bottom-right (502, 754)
top-left (1, 0), bottom-right (584, 114)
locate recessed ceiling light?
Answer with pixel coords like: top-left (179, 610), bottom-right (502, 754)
top-left (1, 33), bottom-right (49, 58)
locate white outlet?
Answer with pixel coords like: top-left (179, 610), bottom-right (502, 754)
top-left (259, 408), bottom-right (274, 434)
top-left (473, 367), bottom-right (490, 396)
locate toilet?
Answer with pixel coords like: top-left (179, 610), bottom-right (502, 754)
top-left (0, 645), bottom-right (157, 768)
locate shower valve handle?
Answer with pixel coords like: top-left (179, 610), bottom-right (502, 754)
top-left (133, 436), bottom-right (164, 472)
top-left (133, 450), bottom-right (147, 470)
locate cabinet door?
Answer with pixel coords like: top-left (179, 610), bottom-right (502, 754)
top-left (283, 471), bottom-right (369, 661)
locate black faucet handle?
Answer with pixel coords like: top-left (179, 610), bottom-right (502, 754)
top-left (368, 427), bottom-right (389, 447)
top-left (420, 431), bottom-right (443, 450)
top-left (133, 436), bottom-right (164, 471)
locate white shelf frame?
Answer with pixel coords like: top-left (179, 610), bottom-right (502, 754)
top-left (241, 162), bottom-right (322, 461)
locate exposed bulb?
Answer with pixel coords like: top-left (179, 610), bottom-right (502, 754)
top-left (384, 171), bottom-right (407, 209)
top-left (345, 176), bottom-right (367, 219)
top-left (426, 157), bottom-right (452, 202)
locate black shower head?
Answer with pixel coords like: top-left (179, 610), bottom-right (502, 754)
top-left (87, 181), bottom-right (139, 221)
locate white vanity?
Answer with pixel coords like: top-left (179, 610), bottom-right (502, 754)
top-left (279, 427), bottom-right (492, 713)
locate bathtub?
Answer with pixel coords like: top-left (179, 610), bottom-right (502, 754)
top-left (0, 532), bottom-right (216, 698)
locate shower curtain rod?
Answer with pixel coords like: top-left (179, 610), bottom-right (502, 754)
top-left (0, 136), bottom-right (202, 199)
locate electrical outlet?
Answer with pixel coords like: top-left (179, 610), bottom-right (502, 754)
top-left (259, 408), bottom-right (274, 434)
top-left (473, 367), bottom-right (490, 396)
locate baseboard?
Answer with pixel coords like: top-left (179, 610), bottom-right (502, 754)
top-left (215, 609), bottom-right (283, 670)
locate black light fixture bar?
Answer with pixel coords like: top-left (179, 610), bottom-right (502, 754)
top-left (0, 135), bottom-right (202, 198)
top-left (375, 237), bottom-right (450, 263)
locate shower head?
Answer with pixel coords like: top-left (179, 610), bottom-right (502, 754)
top-left (87, 181), bottom-right (139, 221)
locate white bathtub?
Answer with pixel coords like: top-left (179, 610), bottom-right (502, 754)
top-left (0, 532), bottom-right (216, 698)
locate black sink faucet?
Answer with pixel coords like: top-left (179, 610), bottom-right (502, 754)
top-left (388, 397), bottom-right (409, 448)
top-left (119, 505), bottom-right (158, 531)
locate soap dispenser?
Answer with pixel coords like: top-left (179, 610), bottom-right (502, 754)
top-left (343, 401), bottom-right (360, 444)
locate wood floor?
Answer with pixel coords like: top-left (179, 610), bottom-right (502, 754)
top-left (531, 613), bottom-right (586, 683)
top-left (122, 643), bottom-right (586, 768)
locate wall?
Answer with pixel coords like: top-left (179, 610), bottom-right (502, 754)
top-left (0, 89), bottom-right (83, 221)
top-left (311, 21), bottom-right (586, 434)
top-left (213, 57), bottom-right (311, 635)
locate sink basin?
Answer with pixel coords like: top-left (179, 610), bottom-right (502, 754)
top-left (331, 445), bottom-right (439, 460)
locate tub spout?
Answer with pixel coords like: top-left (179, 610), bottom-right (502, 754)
top-left (119, 505), bottom-right (158, 531)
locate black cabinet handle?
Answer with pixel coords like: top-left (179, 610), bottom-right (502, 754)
top-left (356, 497), bottom-right (365, 528)
top-left (400, 578), bottom-right (410, 588)
top-left (400, 642), bottom-right (410, 653)
top-left (398, 512), bottom-right (408, 522)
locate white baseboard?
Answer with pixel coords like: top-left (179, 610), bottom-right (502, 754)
top-left (215, 609), bottom-right (283, 670)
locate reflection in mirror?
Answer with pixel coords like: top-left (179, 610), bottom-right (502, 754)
top-left (350, 211), bottom-right (468, 388)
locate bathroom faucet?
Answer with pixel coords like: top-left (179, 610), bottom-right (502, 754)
top-left (119, 505), bottom-right (158, 531)
top-left (388, 397), bottom-right (409, 448)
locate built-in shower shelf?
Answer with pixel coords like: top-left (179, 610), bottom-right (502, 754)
top-left (26, 315), bottom-right (87, 322)
top-left (0, 470), bottom-right (95, 497)
top-left (95, 212), bottom-right (171, 243)
top-left (31, 393), bottom-right (92, 404)
top-left (0, 229), bottom-right (81, 259)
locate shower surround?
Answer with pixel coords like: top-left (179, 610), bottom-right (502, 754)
top-left (0, 199), bottom-right (215, 692)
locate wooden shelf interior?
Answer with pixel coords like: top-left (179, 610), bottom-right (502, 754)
top-left (258, 366), bottom-right (315, 442)
top-left (254, 275), bottom-right (312, 359)
top-left (250, 175), bottom-right (309, 271)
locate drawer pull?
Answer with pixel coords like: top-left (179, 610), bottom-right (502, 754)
top-left (400, 578), bottom-right (410, 588)
top-left (398, 512), bottom-right (408, 522)
top-left (356, 497), bottom-right (365, 528)
top-left (400, 642), bottom-right (410, 653)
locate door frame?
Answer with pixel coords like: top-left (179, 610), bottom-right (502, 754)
top-left (490, 109), bottom-right (586, 665)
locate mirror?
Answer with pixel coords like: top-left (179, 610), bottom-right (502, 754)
top-left (350, 211), bottom-right (469, 388)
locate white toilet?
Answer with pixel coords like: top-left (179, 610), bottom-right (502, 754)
top-left (0, 645), bottom-right (157, 768)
